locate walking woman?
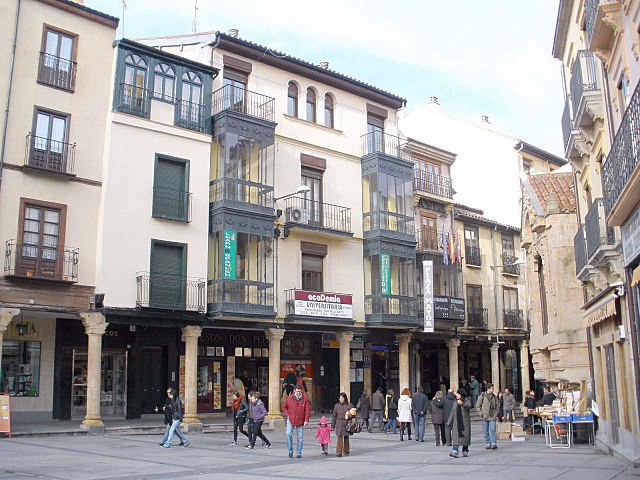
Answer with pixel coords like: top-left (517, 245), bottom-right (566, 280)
top-left (357, 391), bottom-right (371, 432)
top-left (246, 392), bottom-right (271, 449)
top-left (158, 387), bottom-right (189, 448)
top-left (331, 392), bottom-right (354, 457)
top-left (230, 391), bottom-right (250, 446)
top-left (383, 389), bottom-right (398, 434)
top-left (447, 388), bottom-right (472, 458)
top-left (430, 390), bottom-right (446, 446)
top-left (397, 388), bottom-right (413, 441)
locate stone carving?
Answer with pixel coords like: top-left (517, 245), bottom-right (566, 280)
top-left (0, 308), bottom-right (20, 332)
top-left (80, 312), bottom-right (108, 335)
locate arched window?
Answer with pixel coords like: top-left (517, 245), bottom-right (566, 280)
top-left (181, 71), bottom-right (202, 104)
top-left (123, 53), bottom-right (148, 112)
top-left (287, 82), bottom-right (298, 117)
top-left (306, 88), bottom-right (316, 122)
top-left (324, 93), bottom-right (334, 128)
top-left (153, 63), bottom-right (175, 101)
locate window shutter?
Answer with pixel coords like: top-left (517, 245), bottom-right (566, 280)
top-left (154, 158), bottom-right (187, 220)
top-left (150, 243), bottom-right (185, 308)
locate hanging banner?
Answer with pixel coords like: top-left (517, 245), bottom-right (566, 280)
top-left (223, 230), bottom-right (237, 279)
top-left (423, 260), bottom-right (434, 332)
top-left (381, 254), bottom-right (391, 295)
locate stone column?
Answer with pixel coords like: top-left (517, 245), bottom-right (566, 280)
top-left (447, 339), bottom-right (461, 391)
top-left (520, 340), bottom-right (531, 400)
top-left (79, 312), bottom-right (108, 433)
top-left (265, 328), bottom-right (285, 424)
top-left (490, 343), bottom-right (500, 390)
top-left (338, 331), bottom-right (353, 398)
top-left (181, 325), bottom-right (202, 432)
top-left (396, 333), bottom-right (412, 392)
top-left (0, 309), bottom-right (20, 370)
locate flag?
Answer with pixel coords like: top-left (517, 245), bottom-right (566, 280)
top-left (449, 232), bottom-right (456, 265)
top-left (442, 232), bottom-right (449, 265)
top-left (456, 232), bottom-right (462, 266)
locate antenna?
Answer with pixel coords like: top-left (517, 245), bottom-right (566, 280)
top-left (192, 0), bottom-right (198, 33)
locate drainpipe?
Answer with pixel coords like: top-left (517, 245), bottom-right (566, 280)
top-left (0, 0), bottom-right (21, 188)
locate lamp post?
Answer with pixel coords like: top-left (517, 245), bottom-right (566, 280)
top-left (274, 184), bottom-right (310, 202)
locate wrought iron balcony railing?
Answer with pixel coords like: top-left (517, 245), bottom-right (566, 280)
top-left (282, 196), bottom-right (351, 234)
top-left (212, 84), bottom-right (275, 123)
top-left (364, 211), bottom-right (415, 236)
top-left (585, 198), bottom-right (615, 258)
top-left (501, 252), bottom-right (520, 276)
top-left (152, 187), bottom-right (192, 222)
top-left (365, 295), bottom-right (417, 317)
top-left (361, 131), bottom-right (410, 160)
top-left (585, 0), bottom-right (600, 46)
top-left (603, 80), bottom-right (640, 218)
top-left (467, 307), bottom-right (488, 329)
top-left (175, 99), bottom-right (207, 132)
top-left (207, 279), bottom-right (274, 313)
top-left (413, 170), bottom-right (453, 198)
top-left (562, 97), bottom-right (572, 149)
top-left (465, 245), bottom-right (481, 266)
top-left (503, 309), bottom-right (525, 330)
top-left (136, 272), bottom-right (205, 313)
top-left (570, 50), bottom-right (600, 121)
top-left (415, 228), bottom-right (443, 252)
top-left (116, 83), bottom-right (150, 117)
top-left (4, 240), bottom-right (78, 282)
top-left (25, 133), bottom-right (75, 175)
top-left (37, 52), bottom-right (77, 91)
top-left (574, 224), bottom-right (588, 275)
top-left (209, 178), bottom-right (274, 210)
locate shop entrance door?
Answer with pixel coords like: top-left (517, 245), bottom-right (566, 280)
top-left (141, 347), bottom-right (167, 414)
top-left (321, 348), bottom-right (339, 412)
top-left (71, 350), bottom-right (126, 417)
top-left (197, 358), bottom-right (224, 412)
top-left (422, 351), bottom-right (439, 397)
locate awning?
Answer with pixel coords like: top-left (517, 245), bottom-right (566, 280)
top-left (583, 293), bottom-right (617, 326)
top-left (632, 265), bottom-right (640, 287)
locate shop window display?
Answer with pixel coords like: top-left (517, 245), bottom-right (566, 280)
top-left (1, 340), bottom-right (41, 396)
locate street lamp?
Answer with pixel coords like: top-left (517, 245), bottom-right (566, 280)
top-left (274, 185), bottom-right (310, 202)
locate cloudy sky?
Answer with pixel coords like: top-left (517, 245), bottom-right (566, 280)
top-left (87, 0), bottom-right (564, 156)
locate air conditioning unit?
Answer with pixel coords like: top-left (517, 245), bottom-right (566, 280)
top-left (287, 207), bottom-right (310, 224)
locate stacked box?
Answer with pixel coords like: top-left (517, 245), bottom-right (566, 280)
top-left (497, 422), bottom-right (511, 440)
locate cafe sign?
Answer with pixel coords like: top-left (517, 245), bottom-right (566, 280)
top-left (223, 230), bottom-right (237, 279)
top-left (380, 254), bottom-right (391, 295)
top-left (423, 260), bottom-right (434, 332)
top-left (434, 296), bottom-right (465, 321)
top-left (293, 290), bottom-right (353, 319)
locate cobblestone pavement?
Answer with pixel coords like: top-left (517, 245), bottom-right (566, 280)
top-left (0, 429), bottom-right (636, 480)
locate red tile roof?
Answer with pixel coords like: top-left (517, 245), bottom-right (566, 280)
top-left (528, 172), bottom-right (576, 213)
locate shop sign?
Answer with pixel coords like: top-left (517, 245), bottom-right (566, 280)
top-left (433, 296), bottom-right (465, 321)
top-left (622, 203), bottom-right (640, 267)
top-left (423, 260), bottom-right (434, 332)
top-left (293, 290), bottom-right (353, 319)
top-left (280, 362), bottom-right (314, 379)
top-left (350, 335), bottom-right (364, 349)
top-left (322, 334), bottom-right (339, 348)
top-left (449, 297), bottom-right (465, 320)
top-left (223, 230), bottom-right (237, 279)
top-left (200, 331), bottom-right (267, 346)
top-left (380, 254), bottom-right (391, 295)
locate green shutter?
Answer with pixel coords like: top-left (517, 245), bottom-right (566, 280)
top-left (154, 158), bottom-right (187, 220)
top-left (150, 242), bottom-right (185, 308)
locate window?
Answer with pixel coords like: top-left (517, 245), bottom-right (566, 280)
top-left (618, 74), bottom-right (630, 114)
top-left (178, 71), bottom-right (203, 128)
top-left (30, 109), bottom-right (70, 172)
top-left (287, 82), bottom-right (298, 117)
top-left (362, 172), bottom-right (413, 233)
top-left (464, 226), bottom-right (481, 266)
top-left (364, 254), bottom-right (414, 296)
top-left (153, 156), bottom-right (189, 222)
top-left (223, 68), bottom-right (246, 111)
top-left (419, 213), bottom-right (437, 250)
top-left (324, 94), bottom-right (334, 128)
top-left (501, 234), bottom-right (515, 256)
top-left (302, 254), bottom-right (323, 291)
top-left (301, 167), bottom-right (323, 224)
top-left (149, 240), bottom-right (187, 309)
top-left (1, 340), bottom-right (41, 396)
top-left (503, 287), bottom-right (519, 311)
top-left (537, 256), bottom-right (549, 335)
top-left (122, 53), bottom-right (148, 114)
top-left (306, 88), bottom-right (316, 122)
top-left (39, 27), bottom-right (76, 91)
top-left (467, 285), bottom-right (482, 309)
top-left (153, 63), bottom-right (175, 101)
top-left (366, 113), bottom-right (384, 153)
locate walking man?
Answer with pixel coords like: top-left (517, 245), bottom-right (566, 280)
top-left (246, 392), bottom-right (271, 449)
top-left (468, 375), bottom-right (479, 407)
top-left (412, 385), bottom-right (428, 442)
top-left (502, 388), bottom-right (515, 423)
top-left (283, 384), bottom-right (311, 458)
top-left (476, 383), bottom-right (498, 450)
top-left (370, 387), bottom-right (385, 432)
top-left (157, 387), bottom-right (189, 448)
top-left (442, 388), bottom-right (456, 446)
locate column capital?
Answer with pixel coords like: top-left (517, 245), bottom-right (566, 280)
top-left (519, 339), bottom-right (529, 349)
top-left (490, 343), bottom-right (500, 353)
top-left (446, 338), bottom-right (461, 349)
top-left (395, 332), bottom-right (412, 344)
top-left (265, 327), bottom-right (285, 342)
top-left (337, 331), bottom-right (354, 344)
top-left (79, 312), bottom-right (108, 336)
top-left (181, 325), bottom-right (202, 340)
top-left (0, 308), bottom-right (20, 332)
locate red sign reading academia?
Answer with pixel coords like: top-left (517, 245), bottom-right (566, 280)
top-left (293, 290), bottom-right (353, 319)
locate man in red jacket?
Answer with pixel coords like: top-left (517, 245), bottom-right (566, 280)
top-left (283, 384), bottom-right (311, 458)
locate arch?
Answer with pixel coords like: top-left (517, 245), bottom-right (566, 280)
top-left (182, 71), bottom-right (202, 84)
top-left (323, 92), bottom-right (335, 128)
top-left (125, 53), bottom-right (147, 67)
top-left (153, 63), bottom-right (175, 100)
top-left (306, 87), bottom-right (317, 122)
top-left (287, 81), bottom-right (299, 117)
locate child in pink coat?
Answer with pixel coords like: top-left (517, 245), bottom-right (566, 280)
top-left (315, 416), bottom-right (332, 455)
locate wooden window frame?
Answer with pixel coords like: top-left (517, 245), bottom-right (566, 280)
top-left (324, 93), bottom-right (334, 128)
top-left (287, 82), bottom-right (299, 117)
top-left (306, 88), bottom-right (317, 123)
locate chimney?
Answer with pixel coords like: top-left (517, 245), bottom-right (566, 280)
top-left (228, 28), bottom-right (239, 38)
top-left (318, 61), bottom-right (329, 70)
top-left (481, 115), bottom-right (490, 124)
top-left (429, 96), bottom-right (440, 105)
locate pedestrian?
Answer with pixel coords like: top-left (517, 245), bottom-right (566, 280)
top-left (230, 391), bottom-right (250, 446)
top-left (476, 382), bottom-right (499, 450)
top-left (246, 391), bottom-right (271, 449)
top-left (523, 389), bottom-right (536, 432)
top-left (331, 392), bottom-right (354, 457)
top-left (447, 388), bottom-right (472, 458)
top-left (412, 385), bottom-right (429, 442)
top-left (356, 391), bottom-right (371, 431)
top-left (398, 387), bottom-right (413, 441)
top-left (442, 388), bottom-right (456, 446)
top-left (502, 388), bottom-right (515, 423)
top-left (283, 384), bottom-right (310, 458)
top-left (430, 390), bottom-right (446, 446)
top-left (370, 387), bottom-right (385, 432)
top-left (156, 387), bottom-right (189, 448)
top-left (315, 415), bottom-right (332, 455)
top-left (383, 389), bottom-right (398, 434)
top-left (468, 375), bottom-right (479, 407)
top-left (497, 391), bottom-right (504, 422)
top-left (541, 386), bottom-right (556, 406)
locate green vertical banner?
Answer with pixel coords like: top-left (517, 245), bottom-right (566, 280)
top-left (223, 230), bottom-right (237, 279)
top-left (380, 254), bottom-right (391, 295)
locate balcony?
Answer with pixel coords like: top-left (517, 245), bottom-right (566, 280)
top-left (501, 251), bottom-right (520, 276)
top-left (4, 240), bottom-right (78, 283)
top-left (467, 307), bottom-right (488, 329)
top-left (365, 294), bottom-right (417, 326)
top-left (465, 245), bottom-right (481, 267)
top-left (602, 81), bottom-right (640, 225)
top-left (361, 132), bottom-right (410, 161)
top-left (152, 187), bottom-right (192, 222)
top-left (415, 228), bottom-right (443, 253)
top-left (285, 289), bottom-right (354, 325)
top-left (175, 99), bottom-right (207, 133)
top-left (37, 52), bottom-right (77, 92)
top-left (503, 309), bottom-right (525, 330)
top-left (364, 211), bottom-right (415, 241)
top-left (585, 198), bottom-right (615, 258)
top-left (136, 272), bottom-right (205, 313)
top-left (207, 279), bottom-right (274, 318)
top-left (570, 50), bottom-right (602, 127)
top-left (282, 197), bottom-right (352, 237)
top-left (212, 85), bottom-right (275, 123)
top-left (209, 178), bottom-right (274, 215)
top-left (574, 224), bottom-right (588, 275)
top-left (24, 134), bottom-right (75, 176)
top-left (115, 83), bottom-right (149, 117)
top-left (413, 170), bottom-right (453, 199)
top-left (562, 97), bottom-right (572, 150)
top-left (585, 0), bottom-right (622, 53)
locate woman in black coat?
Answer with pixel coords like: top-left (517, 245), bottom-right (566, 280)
top-left (332, 392), bottom-right (354, 457)
top-left (430, 390), bottom-right (446, 446)
top-left (357, 392), bottom-right (371, 431)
